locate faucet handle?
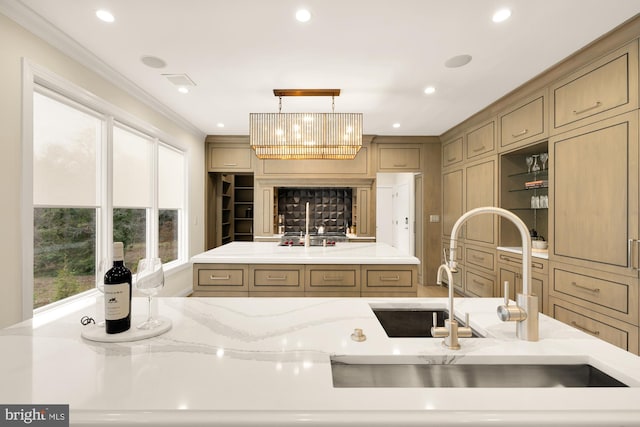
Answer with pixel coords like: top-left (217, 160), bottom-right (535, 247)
top-left (497, 280), bottom-right (527, 322)
top-left (458, 312), bottom-right (473, 338)
top-left (503, 280), bottom-right (510, 306)
top-left (432, 312), bottom-right (439, 327)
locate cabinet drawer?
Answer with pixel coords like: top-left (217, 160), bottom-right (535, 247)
top-left (442, 136), bottom-right (463, 168)
top-left (551, 297), bottom-right (638, 354)
top-left (551, 41), bottom-right (638, 133)
top-left (552, 268), bottom-right (631, 316)
top-left (250, 265), bottom-right (303, 290)
top-left (465, 247), bottom-right (495, 271)
top-left (497, 251), bottom-right (548, 274)
top-left (198, 268), bottom-right (245, 286)
top-left (378, 146), bottom-right (422, 171)
top-left (362, 266), bottom-right (416, 294)
top-left (500, 94), bottom-right (546, 149)
top-left (307, 266), bottom-right (359, 290)
top-left (209, 146), bottom-right (253, 171)
top-left (465, 270), bottom-right (495, 297)
top-left (465, 120), bottom-right (495, 160)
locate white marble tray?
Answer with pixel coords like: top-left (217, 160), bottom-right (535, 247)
top-left (81, 317), bottom-right (171, 342)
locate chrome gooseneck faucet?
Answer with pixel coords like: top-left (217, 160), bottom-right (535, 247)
top-left (431, 263), bottom-right (472, 349)
top-left (448, 206), bottom-right (539, 341)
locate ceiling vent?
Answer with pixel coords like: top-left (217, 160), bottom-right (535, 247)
top-left (162, 73), bottom-right (196, 87)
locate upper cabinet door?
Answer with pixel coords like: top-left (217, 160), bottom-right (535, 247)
top-left (208, 145), bottom-right (254, 172)
top-left (377, 144), bottom-right (422, 172)
top-left (442, 136), bottom-right (463, 168)
top-left (550, 111), bottom-right (638, 276)
top-left (499, 91), bottom-right (548, 151)
top-left (465, 119), bottom-right (496, 160)
top-left (550, 40), bottom-right (638, 135)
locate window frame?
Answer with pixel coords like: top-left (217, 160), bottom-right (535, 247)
top-left (22, 59), bottom-right (189, 319)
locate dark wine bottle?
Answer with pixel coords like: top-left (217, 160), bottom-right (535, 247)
top-left (104, 242), bottom-right (132, 334)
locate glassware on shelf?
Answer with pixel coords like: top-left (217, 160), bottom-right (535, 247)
top-left (539, 152), bottom-right (548, 171)
top-left (135, 258), bottom-right (166, 330)
top-left (531, 154), bottom-right (540, 172)
top-left (525, 156), bottom-right (534, 173)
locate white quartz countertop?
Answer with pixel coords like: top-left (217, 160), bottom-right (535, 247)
top-left (498, 246), bottom-right (549, 259)
top-left (191, 241), bottom-right (420, 264)
top-left (2, 296), bottom-right (640, 426)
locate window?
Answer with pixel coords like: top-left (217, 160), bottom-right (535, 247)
top-left (31, 86), bottom-right (187, 311)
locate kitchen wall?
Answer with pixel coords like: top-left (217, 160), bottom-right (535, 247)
top-left (0, 12), bottom-right (205, 328)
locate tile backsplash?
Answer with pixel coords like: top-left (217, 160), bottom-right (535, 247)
top-left (277, 188), bottom-right (352, 234)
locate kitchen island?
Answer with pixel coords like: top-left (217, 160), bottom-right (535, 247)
top-left (191, 241), bottom-right (420, 297)
top-left (1, 296), bottom-right (640, 426)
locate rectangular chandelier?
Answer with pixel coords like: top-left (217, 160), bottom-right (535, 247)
top-left (249, 89), bottom-right (363, 160)
top-left (249, 112), bottom-right (363, 160)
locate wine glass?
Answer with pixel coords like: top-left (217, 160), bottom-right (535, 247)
top-left (525, 156), bottom-right (533, 173)
top-left (95, 258), bottom-right (111, 326)
top-left (135, 258), bottom-right (165, 330)
top-left (531, 154), bottom-right (540, 172)
top-left (539, 153), bottom-right (549, 171)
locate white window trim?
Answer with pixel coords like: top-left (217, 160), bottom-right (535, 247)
top-left (22, 58), bottom-right (190, 321)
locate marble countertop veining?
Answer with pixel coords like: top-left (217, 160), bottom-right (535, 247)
top-left (190, 241), bottom-right (420, 264)
top-left (1, 296), bottom-right (640, 426)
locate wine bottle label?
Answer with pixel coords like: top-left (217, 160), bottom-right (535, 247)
top-left (104, 283), bottom-right (130, 320)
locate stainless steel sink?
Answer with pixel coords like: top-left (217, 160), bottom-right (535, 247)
top-left (372, 308), bottom-right (482, 338)
top-left (330, 357), bottom-right (628, 388)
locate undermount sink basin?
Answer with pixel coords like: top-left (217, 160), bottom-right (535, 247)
top-left (330, 357), bottom-right (628, 388)
top-left (372, 308), bottom-right (482, 338)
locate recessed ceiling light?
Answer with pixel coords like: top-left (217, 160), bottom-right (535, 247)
top-left (445, 54), bottom-right (472, 68)
top-left (392, 123), bottom-right (401, 129)
top-left (96, 9), bottom-right (115, 23)
top-left (178, 87), bottom-right (189, 94)
top-left (217, 123), bottom-right (225, 128)
top-left (140, 55), bottom-right (167, 69)
top-left (296, 9), bottom-right (311, 22)
top-left (492, 8), bottom-right (512, 23)
top-left (424, 86), bottom-right (436, 95)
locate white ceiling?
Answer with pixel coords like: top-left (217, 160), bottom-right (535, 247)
top-left (8, 0), bottom-right (640, 136)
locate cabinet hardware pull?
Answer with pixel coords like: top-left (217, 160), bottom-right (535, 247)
top-left (266, 276), bottom-right (288, 281)
top-left (499, 254), bottom-right (516, 263)
top-left (570, 321), bottom-right (600, 336)
top-left (447, 156), bottom-right (457, 162)
top-left (472, 279), bottom-right (485, 286)
top-left (322, 276), bottom-right (344, 281)
top-left (223, 163), bottom-right (238, 166)
top-left (472, 254), bottom-right (485, 261)
top-left (380, 275), bottom-right (400, 281)
top-left (628, 239), bottom-right (640, 270)
top-left (472, 145), bottom-right (486, 153)
top-left (210, 275), bottom-right (231, 280)
top-left (512, 129), bottom-right (528, 137)
top-left (393, 163), bottom-right (408, 167)
top-left (533, 262), bottom-right (543, 270)
top-left (573, 101), bottom-right (601, 115)
top-left (571, 281), bottom-right (600, 293)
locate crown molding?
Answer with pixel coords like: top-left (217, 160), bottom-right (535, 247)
top-left (0, 0), bottom-right (205, 139)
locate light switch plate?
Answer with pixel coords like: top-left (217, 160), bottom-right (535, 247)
top-left (429, 214), bottom-right (440, 223)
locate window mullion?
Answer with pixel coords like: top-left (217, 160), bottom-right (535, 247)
top-left (99, 117), bottom-right (114, 278)
top-left (149, 138), bottom-right (160, 259)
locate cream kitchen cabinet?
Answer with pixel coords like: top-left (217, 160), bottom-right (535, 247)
top-left (465, 119), bottom-right (496, 161)
top-left (192, 264), bottom-right (249, 296)
top-left (304, 265), bottom-right (361, 297)
top-left (464, 156), bottom-right (498, 246)
top-left (442, 168), bottom-right (464, 239)
top-left (550, 40), bottom-right (638, 135)
top-left (208, 142), bottom-right (254, 172)
top-left (361, 265), bottom-right (418, 296)
top-left (499, 91), bottom-right (547, 151)
top-left (550, 111), bottom-right (638, 276)
top-left (549, 296), bottom-right (639, 355)
top-left (442, 135), bottom-right (464, 168)
top-left (376, 143), bottom-right (422, 172)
